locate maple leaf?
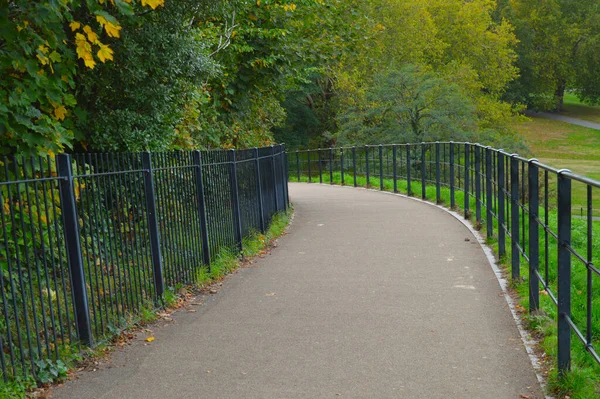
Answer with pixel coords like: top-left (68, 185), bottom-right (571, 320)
top-left (69, 21), bottom-right (81, 31)
top-left (97, 44), bottom-right (114, 63)
top-left (54, 106), bottom-right (67, 121)
top-left (141, 0), bottom-right (165, 10)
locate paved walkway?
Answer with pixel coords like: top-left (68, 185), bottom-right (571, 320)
top-left (51, 184), bottom-right (542, 399)
top-left (526, 110), bottom-right (600, 130)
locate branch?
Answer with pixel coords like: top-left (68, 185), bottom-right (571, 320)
top-left (210, 11), bottom-right (238, 57)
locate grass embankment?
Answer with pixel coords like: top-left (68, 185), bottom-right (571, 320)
top-left (2, 211), bottom-right (292, 399)
top-left (513, 115), bottom-right (600, 217)
top-left (290, 172), bottom-right (600, 398)
top-left (562, 94), bottom-right (600, 124)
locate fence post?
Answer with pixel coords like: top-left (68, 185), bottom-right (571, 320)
top-left (365, 146), bottom-right (370, 187)
top-left (498, 151), bottom-right (506, 258)
top-left (406, 144), bottom-right (411, 196)
top-left (486, 147), bottom-right (493, 237)
top-left (229, 149), bottom-right (243, 252)
top-left (353, 146), bottom-right (357, 187)
top-left (281, 145), bottom-right (289, 210)
top-left (340, 148), bottom-right (345, 185)
top-left (392, 145), bottom-right (398, 193)
top-left (464, 143), bottom-right (470, 219)
top-left (296, 151), bottom-right (300, 181)
top-left (57, 154), bottom-right (93, 346)
top-left (435, 142), bottom-right (441, 203)
top-left (450, 142), bottom-right (455, 208)
top-left (308, 150), bottom-right (312, 183)
top-left (271, 146), bottom-right (279, 212)
top-left (329, 147), bottom-right (334, 184)
top-left (528, 159), bottom-right (540, 312)
top-left (557, 170), bottom-right (572, 373)
top-left (252, 149), bottom-right (266, 233)
top-left (510, 155), bottom-right (520, 280)
top-left (318, 149), bottom-right (323, 184)
top-left (379, 145), bottom-right (384, 190)
top-left (475, 145), bottom-right (482, 224)
top-left (421, 144), bottom-right (426, 199)
top-left (192, 151), bottom-right (212, 268)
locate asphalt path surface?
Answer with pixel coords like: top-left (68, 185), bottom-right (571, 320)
top-left (51, 183), bottom-right (543, 399)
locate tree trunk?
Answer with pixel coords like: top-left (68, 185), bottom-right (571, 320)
top-left (553, 79), bottom-right (566, 112)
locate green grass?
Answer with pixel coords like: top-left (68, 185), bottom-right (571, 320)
top-left (513, 116), bottom-right (600, 217)
top-left (563, 93), bottom-right (600, 124)
top-left (290, 171), bottom-right (600, 398)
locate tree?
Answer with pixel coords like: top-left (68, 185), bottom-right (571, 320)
top-left (335, 66), bottom-right (476, 145)
top-left (503, 0), bottom-right (600, 111)
top-left (0, 0), bottom-right (165, 155)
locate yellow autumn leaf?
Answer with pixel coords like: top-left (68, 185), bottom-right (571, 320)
top-left (104, 21), bottom-right (121, 38)
top-left (83, 25), bottom-right (99, 44)
top-left (69, 21), bottom-right (81, 31)
top-left (38, 45), bottom-right (49, 54)
top-left (141, 0), bottom-right (165, 10)
top-left (97, 44), bottom-right (114, 63)
top-left (82, 53), bottom-right (96, 69)
top-left (54, 105), bottom-right (67, 121)
top-left (145, 336), bottom-right (155, 342)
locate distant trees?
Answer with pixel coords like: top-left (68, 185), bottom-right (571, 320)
top-left (499, 0), bottom-right (600, 111)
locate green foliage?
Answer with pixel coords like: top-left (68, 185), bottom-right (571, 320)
top-left (501, 0), bottom-right (600, 111)
top-left (34, 359), bottom-right (67, 385)
top-left (336, 66), bottom-right (476, 145)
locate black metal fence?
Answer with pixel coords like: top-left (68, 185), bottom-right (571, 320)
top-left (0, 145), bottom-right (288, 383)
top-left (289, 143), bottom-right (599, 374)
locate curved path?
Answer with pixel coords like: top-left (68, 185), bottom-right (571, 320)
top-left (525, 110), bottom-right (600, 130)
top-left (51, 183), bottom-right (542, 399)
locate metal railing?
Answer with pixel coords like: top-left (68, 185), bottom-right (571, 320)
top-left (288, 143), bottom-right (599, 374)
top-left (0, 145), bottom-right (288, 383)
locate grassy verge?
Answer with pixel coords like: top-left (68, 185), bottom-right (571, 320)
top-left (562, 94), bottom-right (600, 124)
top-left (513, 115), bottom-right (600, 217)
top-left (7, 210), bottom-right (292, 399)
top-left (290, 173), bottom-right (600, 398)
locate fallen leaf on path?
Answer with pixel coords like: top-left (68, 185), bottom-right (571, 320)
top-left (265, 292), bottom-right (276, 296)
top-left (145, 336), bottom-right (155, 342)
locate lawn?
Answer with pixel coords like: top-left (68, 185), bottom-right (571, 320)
top-left (513, 115), bottom-right (600, 216)
top-left (562, 93), bottom-right (600, 124)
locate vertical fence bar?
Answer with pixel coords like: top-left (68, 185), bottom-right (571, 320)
top-left (557, 170), bottom-right (572, 373)
top-left (392, 145), bottom-right (398, 193)
top-left (307, 150), bottom-right (312, 183)
top-left (475, 145), bottom-right (482, 224)
top-left (450, 142), bottom-right (455, 208)
top-left (510, 155), bottom-right (520, 280)
top-left (464, 143), bottom-right (470, 219)
top-left (271, 146), bottom-right (279, 212)
top-left (296, 151), bottom-right (300, 181)
top-left (318, 149), bottom-right (323, 184)
top-left (435, 142), bottom-right (441, 203)
top-left (528, 160), bottom-right (539, 312)
top-left (498, 151), bottom-right (506, 257)
top-left (253, 148), bottom-right (266, 233)
top-left (229, 149), bottom-right (243, 252)
top-left (407, 144), bottom-right (411, 196)
top-left (421, 144), bottom-right (426, 199)
top-left (192, 151), bottom-right (212, 267)
top-left (365, 146), bottom-right (370, 187)
top-left (379, 145), bottom-right (384, 190)
top-left (353, 146), bottom-right (357, 187)
top-left (486, 148), bottom-right (493, 237)
top-left (57, 154), bottom-right (93, 346)
top-left (340, 148), bottom-right (345, 185)
top-left (329, 147), bottom-right (333, 184)
top-left (281, 145), bottom-right (289, 210)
